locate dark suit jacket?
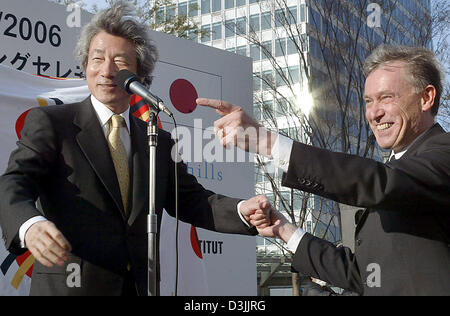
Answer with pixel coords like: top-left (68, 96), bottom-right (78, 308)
top-left (281, 123), bottom-right (450, 295)
top-left (0, 97), bottom-right (256, 296)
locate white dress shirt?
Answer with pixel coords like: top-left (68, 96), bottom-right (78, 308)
top-left (269, 134), bottom-right (305, 252)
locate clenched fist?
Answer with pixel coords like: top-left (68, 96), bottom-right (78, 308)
top-left (239, 195), bottom-right (273, 230)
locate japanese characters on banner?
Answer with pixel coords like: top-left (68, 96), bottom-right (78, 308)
top-left (0, 1), bottom-right (91, 77)
top-left (0, 0), bottom-right (256, 295)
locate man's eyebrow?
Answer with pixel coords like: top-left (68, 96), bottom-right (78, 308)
top-left (91, 49), bottom-right (105, 55)
top-left (113, 53), bottom-right (130, 59)
top-left (364, 90), bottom-right (395, 99)
top-left (90, 50), bottom-right (132, 60)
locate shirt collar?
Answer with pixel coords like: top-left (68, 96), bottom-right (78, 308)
top-left (90, 95), bottom-right (130, 133)
top-left (389, 125), bottom-right (433, 161)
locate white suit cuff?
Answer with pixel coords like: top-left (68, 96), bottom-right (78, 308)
top-left (19, 216), bottom-right (48, 248)
top-left (271, 134), bottom-right (293, 173)
top-left (237, 200), bottom-right (252, 227)
top-left (286, 227), bottom-right (306, 253)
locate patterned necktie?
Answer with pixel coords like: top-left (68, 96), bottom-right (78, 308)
top-left (108, 114), bottom-right (130, 213)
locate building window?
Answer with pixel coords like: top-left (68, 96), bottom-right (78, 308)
top-left (249, 14), bottom-right (260, 32)
top-left (236, 17), bottom-right (246, 35)
top-left (250, 44), bottom-right (260, 61)
top-left (287, 6), bottom-right (297, 25)
top-left (288, 65), bottom-right (299, 84)
top-left (276, 98), bottom-right (288, 116)
top-left (212, 22), bottom-right (222, 40)
top-left (253, 73), bottom-right (261, 91)
top-left (201, 24), bottom-right (211, 42)
top-left (179, 2), bottom-right (188, 16)
top-left (225, 0), bottom-right (234, 9)
top-left (275, 68), bottom-right (287, 88)
top-left (236, 45), bottom-right (247, 56)
top-left (253, 103), bottom-right (261, 121)
top-left (225, 19), bottom-right (236, 37)
top-left (261, 40), bottom-right (272, 60)
top-left (212, 0), bottom-right (221, 12)
top-left (262, 99), bottom-right (273, 119)
top-left (275, 38), bottom-right (286, 57)
top-left (201, 0), bottom-right (210, 14)
top-left (300, 4), bottom-right (306, 22)
top-left (262, 70), bottom-right (273, 90)
top-left (300, 34), bottom-right (308, 51)
top-left (275, 6), bottom-right (297, 27)
top-left (275, 69), bottom-right (284, 88)
top-left (188, 28), bottom-right (198, 42)
top-left (261, 12), bottom-right (271, 30)
top-left (274, 8), bottom-right (284, 28)
top-left (155, 8), bottom-right (164, 25)
top-left (287, 36), bottom-right (298, 55)
top-left (189, 0), bottom-right (198, 17)
top-left (167, 5), bottom-right (176, 20)
top-left (236, 0), bottom-right (245, 7)
top-left (256, 236), bottom-right (265, 246)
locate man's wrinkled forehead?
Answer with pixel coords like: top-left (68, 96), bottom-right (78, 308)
top-left (364, 61), bottom-right (410, 93)
top-left (370, 60), bottom-right (408, 74)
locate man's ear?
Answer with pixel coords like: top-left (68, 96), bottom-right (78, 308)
top-left (421, 85), bottom-right (436, 113)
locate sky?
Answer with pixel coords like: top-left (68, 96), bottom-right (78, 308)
top-left (79, 0), bottom-right (109, 12)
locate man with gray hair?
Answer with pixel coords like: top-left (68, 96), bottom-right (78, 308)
top-left (0, 2), bottom-right (270, 296)
top-left (198, 45), bottom-right (450, 295)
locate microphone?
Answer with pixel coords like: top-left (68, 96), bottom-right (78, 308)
top-left (114, 69), bottom-right (173, 117)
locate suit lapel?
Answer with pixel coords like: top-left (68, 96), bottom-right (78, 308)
top-left (398, 123), bottom-right (444, 160)
top-left (127, 115), bottom-right (149, 226)
top-left (354, 209), bottom-right (369, 237)
top-left (74, 97), bottom-right (126, 216)
top-left (354, 123), bottom-right (445, 236)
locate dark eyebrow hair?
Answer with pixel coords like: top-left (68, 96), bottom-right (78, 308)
top-left (364, 89), bottom-right (395, 99)
top-left (113, 53), bottom-right (130, 59)
top-left (90, 49), bottom-right (130, 59)
top-left (91, 49), bottom-right (104, 54)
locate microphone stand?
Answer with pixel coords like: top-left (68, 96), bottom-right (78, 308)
top-left (147, 109), bottom-right (159, 296)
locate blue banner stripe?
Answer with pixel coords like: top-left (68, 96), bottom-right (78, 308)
top-left (1, 253), bottom-right (17, 275)
top-left (130, 99), bottom-right (147, 113)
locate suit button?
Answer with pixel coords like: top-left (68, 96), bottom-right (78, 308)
top-left (298, 178), bottom-right (306, 185)
top-left (356, 239), bottom-right (362, 246)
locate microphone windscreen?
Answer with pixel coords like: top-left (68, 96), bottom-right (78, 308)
top-left (114, 69), bottom-right (137, 90)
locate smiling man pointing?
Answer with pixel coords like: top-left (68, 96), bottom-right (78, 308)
top-left (197, 45), bottom-right (450, 295)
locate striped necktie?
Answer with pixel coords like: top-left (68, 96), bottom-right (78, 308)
top-left (108, 114), bottom-right (130, 213)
